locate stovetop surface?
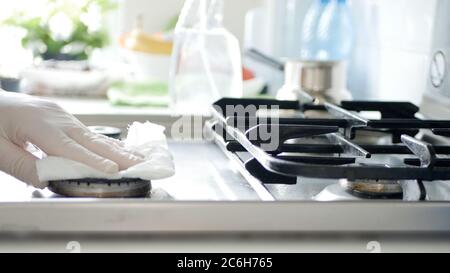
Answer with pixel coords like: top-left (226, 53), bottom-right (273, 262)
top-left (2, 95), bottom-right (450, 201)
top-left (1, 138), bottom-right (448, 203)
top-left (1, 141), bottom-right (450, 234)
top-left (0, 140), bottom-right (261, 202)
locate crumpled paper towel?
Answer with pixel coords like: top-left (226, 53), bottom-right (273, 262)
top-left (36, 121), bottom-right (175, 182)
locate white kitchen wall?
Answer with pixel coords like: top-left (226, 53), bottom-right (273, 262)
top-left (118, 0), bottom-right (263, 42)
top-left (348, 0), bottom-right (437, 104)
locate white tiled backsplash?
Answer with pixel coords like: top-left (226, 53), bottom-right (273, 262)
top-left (348, 0), bottom-right (438, 104)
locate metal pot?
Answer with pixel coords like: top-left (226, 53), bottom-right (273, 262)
top-left (246, 49), bottom-right (352, 104)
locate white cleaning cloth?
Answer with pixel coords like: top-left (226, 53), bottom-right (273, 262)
top-left (36, 122), bottom-right (175, 182)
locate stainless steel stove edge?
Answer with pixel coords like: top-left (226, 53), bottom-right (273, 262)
top-left (0, 201), bottom-right (449, 234)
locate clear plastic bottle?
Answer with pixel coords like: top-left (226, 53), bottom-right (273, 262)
top-left (300, 0), bottom-right (331, 60)
top-left (316, 0), bottom-right (354, 60)
top-left (169, 0), bottom-right (243, 115)
top-left (301, 0), bottom-right (354, 61)
top-left (299, 0), bottom-right (354, 104)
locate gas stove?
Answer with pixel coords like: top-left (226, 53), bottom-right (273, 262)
top-left (210, 95), bottom-right (450, 202)
top-left (1, 120), bottom-right (450, 236)
top-left (1, 98), bottom-right (450, 237)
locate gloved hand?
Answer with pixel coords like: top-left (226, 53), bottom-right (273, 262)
top-left (0, 91), bottom-right (143, 189)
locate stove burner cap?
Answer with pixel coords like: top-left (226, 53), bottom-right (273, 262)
top-left (48, 178), bottom-right (151, 198)
top-left (339, 179), bottom-right (403, 200)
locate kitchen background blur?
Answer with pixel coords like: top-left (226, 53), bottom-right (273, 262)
top-left (0, 0), bottom-right (439, 111)
top-left (0, 0), bottom-right (449, 253)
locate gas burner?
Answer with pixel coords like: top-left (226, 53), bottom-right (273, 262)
top-left (314, 183), bottom-right (362, 201)
top-left (48, 178), bottom-right (151, 198)
top-left (339, 179), bottom-right (403, 200)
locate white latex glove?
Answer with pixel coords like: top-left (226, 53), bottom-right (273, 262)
top-left (0, 91), bottom-right (143, 189)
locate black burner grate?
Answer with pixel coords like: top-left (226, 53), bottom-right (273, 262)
top-left (211, 97), bottom-right (450, 184)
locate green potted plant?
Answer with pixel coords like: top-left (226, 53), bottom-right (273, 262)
top-left (3, 0), bottom-right (117, 61)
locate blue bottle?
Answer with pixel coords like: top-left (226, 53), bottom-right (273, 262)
top-left (301, 0), bottom-right (354, 61)
top-left (300, 0), bottom-right (330, 60)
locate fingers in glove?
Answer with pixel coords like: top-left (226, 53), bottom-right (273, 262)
top-left (30, 127), bottom-right (119, 174)
top-left (0, 138), bottom-right (45, 189)
top-left (68, 130), bottom-right (144, 170)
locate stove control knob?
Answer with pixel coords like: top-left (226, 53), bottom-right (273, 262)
top-left (430, 50), bottom-right (447, 89)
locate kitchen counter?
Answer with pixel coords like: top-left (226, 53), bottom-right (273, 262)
top-left (41, 96), bottom-right (209, 138)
